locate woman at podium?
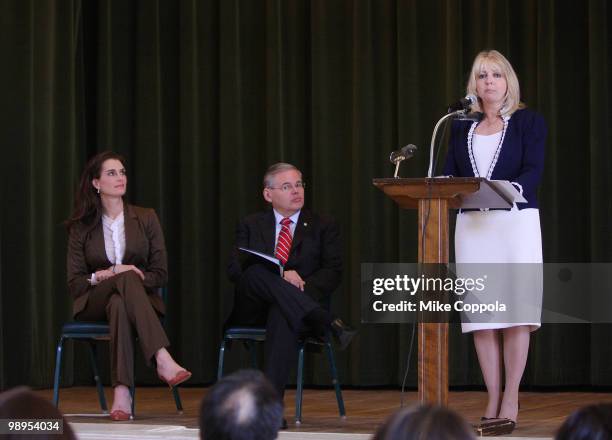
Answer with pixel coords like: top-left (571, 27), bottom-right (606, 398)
top-left (443, 50), bottom-right (547, 431)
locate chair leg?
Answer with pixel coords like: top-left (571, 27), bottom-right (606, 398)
top-left (86, 341), bottom-right (108, 413)
top-left (52, 336), bottom-right (66, 407)
top-left (129, 384), bottom-right (136, 419)
top-left (295, 343), bottom-right (305, 424)
top-left (171, 386), bottom-right (184, 413)
top-left (246, 341), bottom-right (258, 369)
top-left (325, 341), bottom-right (346, 418)
top-left (217, 339), bottom-right (227, 381)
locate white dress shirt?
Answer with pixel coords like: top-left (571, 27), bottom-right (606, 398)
top-left (90, 212), bottom-right (126, 285)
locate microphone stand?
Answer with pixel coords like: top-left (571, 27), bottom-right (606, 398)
top-left (390, 145), bottom-right (417, 178)
top-left (427, 110), bottom-right (478, 177)
top-left (393, 159), bottom-right (403, 178)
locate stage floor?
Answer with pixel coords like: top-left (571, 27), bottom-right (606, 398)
top-left (37, 387), bottom-right (612, 438)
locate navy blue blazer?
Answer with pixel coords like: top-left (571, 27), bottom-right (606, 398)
top-left (442, 108), bottom-right (547, 210)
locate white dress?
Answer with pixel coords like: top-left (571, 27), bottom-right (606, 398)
top-left (456, 131), bottom-right (543, 333)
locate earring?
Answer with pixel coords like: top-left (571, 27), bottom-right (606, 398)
top-left (97, 188), bottom-right (100, 194)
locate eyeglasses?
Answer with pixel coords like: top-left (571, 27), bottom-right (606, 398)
top-left (267, 182), bottom-right (306, 192)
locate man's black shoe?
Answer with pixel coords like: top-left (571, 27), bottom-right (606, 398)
top-left (330, 318), bottom-right (356, 350)
top-left (281, 418), bottom-right (288, 430)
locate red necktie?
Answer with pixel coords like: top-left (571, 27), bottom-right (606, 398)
top-left (275, 217), bottom-right (293, 266)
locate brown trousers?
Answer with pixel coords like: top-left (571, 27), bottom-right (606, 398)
top-left (75, 271), bottom-right (170, 387)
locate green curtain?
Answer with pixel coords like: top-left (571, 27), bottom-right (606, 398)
top-left (0, 0), bottom-right (610, 390)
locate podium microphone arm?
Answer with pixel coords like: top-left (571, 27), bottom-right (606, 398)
top-left (427, 111), bottom-right (462, 178)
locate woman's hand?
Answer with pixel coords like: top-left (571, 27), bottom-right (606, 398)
top-left (94, 269), bottom-right (115, 282)
top-left (114, 264), bottom-right (145, 280)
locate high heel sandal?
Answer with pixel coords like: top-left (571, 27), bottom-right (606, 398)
top-left (109, 409), bottom-right (131, 421)
top-left (158, 369), bottom-right (192, 388)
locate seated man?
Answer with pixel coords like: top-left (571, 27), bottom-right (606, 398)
top-left (199, 369), bottom-right (283, 440)
top-left (226, 162), bottom-right (355, 402)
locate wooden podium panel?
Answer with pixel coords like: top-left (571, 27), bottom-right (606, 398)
top-left (417, 198), bottom-right (449, 405)
top-left (373, 177), bottom-right (500, 406)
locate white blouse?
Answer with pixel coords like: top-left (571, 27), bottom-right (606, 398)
top-left (472, 131), bottom-right (503, 177)
top-left (90, 212), bottom-right (126, 285)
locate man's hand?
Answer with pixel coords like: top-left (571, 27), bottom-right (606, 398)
top-left (283, 270), bottom-right (305, 291)
top-left (114, 264), bottom-right (145, 280)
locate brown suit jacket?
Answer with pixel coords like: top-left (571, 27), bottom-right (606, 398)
top-left (67, 204), bottom-right (167, 317)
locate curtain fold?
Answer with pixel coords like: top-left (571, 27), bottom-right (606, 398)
top-left (0, 0), bottom-right (82, 388)
top-left (1, 0), bottom-right (611, 389)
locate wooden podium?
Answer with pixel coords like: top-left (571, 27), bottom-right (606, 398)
top-left (372, 177), bottom-right (514, 405)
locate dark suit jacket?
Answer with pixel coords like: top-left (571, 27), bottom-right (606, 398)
top-left (227, 209), bottom-right (342, 303)
top-left (67, 204), bottom-right (167, 317)
top-left (443, 108), bottom-right (547, 210)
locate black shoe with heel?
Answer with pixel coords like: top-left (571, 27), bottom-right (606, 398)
top-left (476, 401), bottom-right (519, 436)
top-left (330, 318), bottom-right (357, 350)
top-left (476, 418), bottom-right (516, 436)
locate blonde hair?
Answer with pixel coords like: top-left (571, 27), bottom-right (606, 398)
top-left (466, 50), bottom-right (525, 117)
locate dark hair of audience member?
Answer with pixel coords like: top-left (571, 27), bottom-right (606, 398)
top-left (0, 386), bottom-right (76, 439)
top-left (199, 369), bottom-right (283, 440)
top-left (373, 404), bottom-right (476, 440)
top-left (556, 403), bottom-right (612, 440)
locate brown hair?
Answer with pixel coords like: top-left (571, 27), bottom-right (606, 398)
top-left (65, 151), bottom-right (126, 232)
top-left (0, 386), bottom-right (77, 439)
top-left (556, 403), bottom-right (612, 440)
top-left (373, 405), bottom-right (475, 440)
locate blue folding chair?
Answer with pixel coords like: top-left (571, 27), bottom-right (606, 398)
top-left (217, 326), bottom-right (346, 424)
top-left (52, 288), bottom-right (183, 416)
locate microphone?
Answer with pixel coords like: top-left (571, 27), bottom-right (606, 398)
top-left (455, 112), bottom-right (481, 122)
top-left (389, 144), bottom-right (417, 178)
top-left (447, 94), bottom-right (477, 113)
top-left (390, 144), bottom-right (417, 165)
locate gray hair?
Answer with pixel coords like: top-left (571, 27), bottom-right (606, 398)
top-left (262, 163), bottom-right (301, 188)
top-left (199, 369), bottom-right (283, 440)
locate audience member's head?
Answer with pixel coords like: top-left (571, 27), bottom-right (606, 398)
top-left (556, 403), bottom-right (612, 440)
top-left (373, 404), bottom-right (475, 440)
top-left (199, 369), bottom-right (283, 440)
top-left (0, 386), bottom-right (76, 439)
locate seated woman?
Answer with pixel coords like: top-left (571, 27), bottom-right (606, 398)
top-left (65, 151), bottom-right (191, 421)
